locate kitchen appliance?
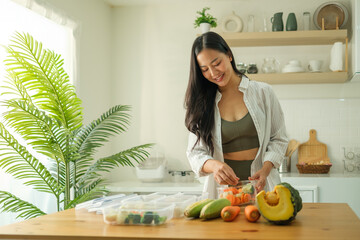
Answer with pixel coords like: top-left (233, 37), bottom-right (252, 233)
top-left (135, 157), bottom-right (167, 183)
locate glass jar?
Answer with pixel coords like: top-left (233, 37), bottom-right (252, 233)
top-left (247, 15), bottom-right (255, 32)
top-left (303, 12), bottom-right (310, 31)
top-left (236, 62), bottom-right (247, 74)
top-left (261, 57), bottom-right (279, 73)
top-left (247, 63), bottom-right (258, 74)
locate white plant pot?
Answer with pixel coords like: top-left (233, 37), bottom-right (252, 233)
top-left (200, 23), bottom-right (211, 33)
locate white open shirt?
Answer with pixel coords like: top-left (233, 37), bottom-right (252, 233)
top-left (186, 76), bottom-right (288, 198)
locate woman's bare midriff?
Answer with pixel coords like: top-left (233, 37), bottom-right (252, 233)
top-left (223, 147), bottom-right (259, 161)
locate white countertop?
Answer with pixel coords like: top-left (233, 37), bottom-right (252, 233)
top-left (107, 180), bottom-right (204, 193)
top-left (280, 172), bottom-right (360, 178)
top-left (107, 173), bottom-right (360, 193)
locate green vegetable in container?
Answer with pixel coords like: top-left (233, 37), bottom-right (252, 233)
top-left (141, 211), bottom-right (154, 224)
top-left (132, 214), bottom-right (141, 224)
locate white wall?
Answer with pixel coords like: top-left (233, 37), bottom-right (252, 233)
top-left (47, 0), bottom-right (113, 124)
top-left (108, 0), bottom-right (360, 182)
top-left (47, 0), bottom-right (114, 160)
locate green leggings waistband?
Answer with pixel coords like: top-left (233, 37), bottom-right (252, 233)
top-left (224, 159), bottom-right (253, 181)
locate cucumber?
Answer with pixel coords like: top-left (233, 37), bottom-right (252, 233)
top-left (199, 198), bottom-right (231, 220)
top-left (184, 198), bottom-right (214, 218)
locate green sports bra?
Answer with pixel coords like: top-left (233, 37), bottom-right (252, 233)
top-left (221, 112), bottom-right (259, 153)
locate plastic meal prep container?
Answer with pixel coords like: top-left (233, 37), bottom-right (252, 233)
top-left (121, 194), bottom-right (166, 203)
top-left (217, 180), bottom-right (256, 206)
top-left (103, 201), bottom-right (175, 226)
top-left (159, 194), bottom-right (197, 218)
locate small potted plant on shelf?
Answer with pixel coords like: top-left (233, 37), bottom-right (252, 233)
top-left (194, 7), bottom-right (217, 33)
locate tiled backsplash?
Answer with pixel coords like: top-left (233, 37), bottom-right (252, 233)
top-left (280, 98), bottom-right (360, 173)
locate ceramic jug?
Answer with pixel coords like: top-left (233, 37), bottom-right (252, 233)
top-left (271, 12), bottom-right (283, 31)
top-left (286, 13), bottom-right (297, 31)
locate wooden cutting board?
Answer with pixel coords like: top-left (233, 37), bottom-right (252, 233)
top-left (298, 129), bottom-right (330, 164)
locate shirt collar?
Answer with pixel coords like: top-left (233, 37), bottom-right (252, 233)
top-left (215, 75), bottom-right (249, 102)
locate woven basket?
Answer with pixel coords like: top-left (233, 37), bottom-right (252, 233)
top-left (296, 164), bottom-right (331, 174)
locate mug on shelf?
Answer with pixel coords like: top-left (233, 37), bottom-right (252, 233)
top-left (308, 60), bottom-right (323, 72)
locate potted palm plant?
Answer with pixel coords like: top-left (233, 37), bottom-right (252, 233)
top-left (194, 7), bottom-right (217, 33)
top-left (0, 32), bottom-right (153, 220)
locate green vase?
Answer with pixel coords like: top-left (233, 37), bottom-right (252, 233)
top-left (271, 12), bottom-right (283, 31)
top-left (286, 13), bottom-right (297, 31)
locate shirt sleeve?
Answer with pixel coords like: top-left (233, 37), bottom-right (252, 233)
top-left (262, 85), bottom-right (289, 169)
top-left (186, 132), bottom-right (213, 177)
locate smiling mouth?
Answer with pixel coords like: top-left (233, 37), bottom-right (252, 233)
top-left (214, 74), bottom-right (224, 82)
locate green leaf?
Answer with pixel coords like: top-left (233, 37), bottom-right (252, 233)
top-left (2, 99), bottom-right (67, 160)
top-left (67, 179), bottom-right (108, 209)
top-left (0, 122), bottom-right (62, 196)
top-left (0, 191), bottom-right (46, 219)
top-left (4, 32), bottom-right (83, 131)
top-left (74, 105), bottom-right (131, 160)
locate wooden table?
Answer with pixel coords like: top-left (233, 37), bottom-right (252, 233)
top-left (0, 203), bottom-right (359, 240)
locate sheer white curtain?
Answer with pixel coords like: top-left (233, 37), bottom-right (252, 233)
top-left (0, 0), bottom-right (79, 226)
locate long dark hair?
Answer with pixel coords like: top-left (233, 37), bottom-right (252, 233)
top-left (184, 31), bottom-right (241, 155)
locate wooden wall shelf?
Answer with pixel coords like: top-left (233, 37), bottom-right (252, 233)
top-left (218, 29), bottom-right (348, 84)
top-left (247, 72), bottom-right (348, 84)
top-left (221, 29), bottom-right (347, 47)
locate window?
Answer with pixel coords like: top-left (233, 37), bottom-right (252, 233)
top-left (0, 0), bottom-right (77, 226)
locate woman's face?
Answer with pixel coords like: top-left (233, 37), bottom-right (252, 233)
top-left (196, 48), bottom-right (234, 88)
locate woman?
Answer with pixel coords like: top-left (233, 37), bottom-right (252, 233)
top-left (184, 32), bottom-right (288, 199)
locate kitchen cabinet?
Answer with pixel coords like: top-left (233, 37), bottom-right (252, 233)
top-left (221, 30), bottom-right (348, 84)
top-left (280, 173), bottom-right (360, 217)
top-left (291, 185), bottom-right (318, 203)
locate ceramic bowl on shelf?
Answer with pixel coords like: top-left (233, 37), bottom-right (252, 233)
top-left (282, 66), bottom-right (305, 73)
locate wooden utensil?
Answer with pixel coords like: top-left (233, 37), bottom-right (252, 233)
top-left (286, 139), bottom-right (296, 156)
top-left (298, 129), bottom-right (330, 164)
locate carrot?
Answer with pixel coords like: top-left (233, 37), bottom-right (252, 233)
top-left (234, 196), bottom-right (241, 205)
top-left (242, 193), bottom-right (251, 203)
top-left (224, 187), bottom-right (238, 195)
top-left (244, 205), bottom-right (260, 222)
top-left (226, 194), bottom-right (236, 205)
top-left (221, 206), bottom-right (241, 222)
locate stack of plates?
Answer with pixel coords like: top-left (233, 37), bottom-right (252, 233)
top-left (313, 1), bottom-right (349, 30)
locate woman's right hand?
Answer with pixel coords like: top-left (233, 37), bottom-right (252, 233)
top-left (202, 159), bottom-right (239, 185)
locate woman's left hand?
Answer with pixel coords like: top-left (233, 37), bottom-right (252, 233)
top-left (248, 161), bottom-right (274, 193)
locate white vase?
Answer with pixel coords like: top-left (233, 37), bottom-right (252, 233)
top-left (200, 23), bottom-right (211, 33)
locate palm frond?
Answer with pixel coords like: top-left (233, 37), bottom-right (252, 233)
top-left (76, 144), bottom-right (153, 187)
top-left (0, 191), bottom-right (46, 219)
top-left (0, 122), bottom-right (62, 196)
top-left (74, 105), bottom-right (131, 161)
top-left (68, 179), bottom-right (108, 209)
top-left (4, 32), bottom-right (83, 131)
top-left (0, 71), bottom-right (33, 102)
top-left (2, 99), bottom-right (66, 160)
